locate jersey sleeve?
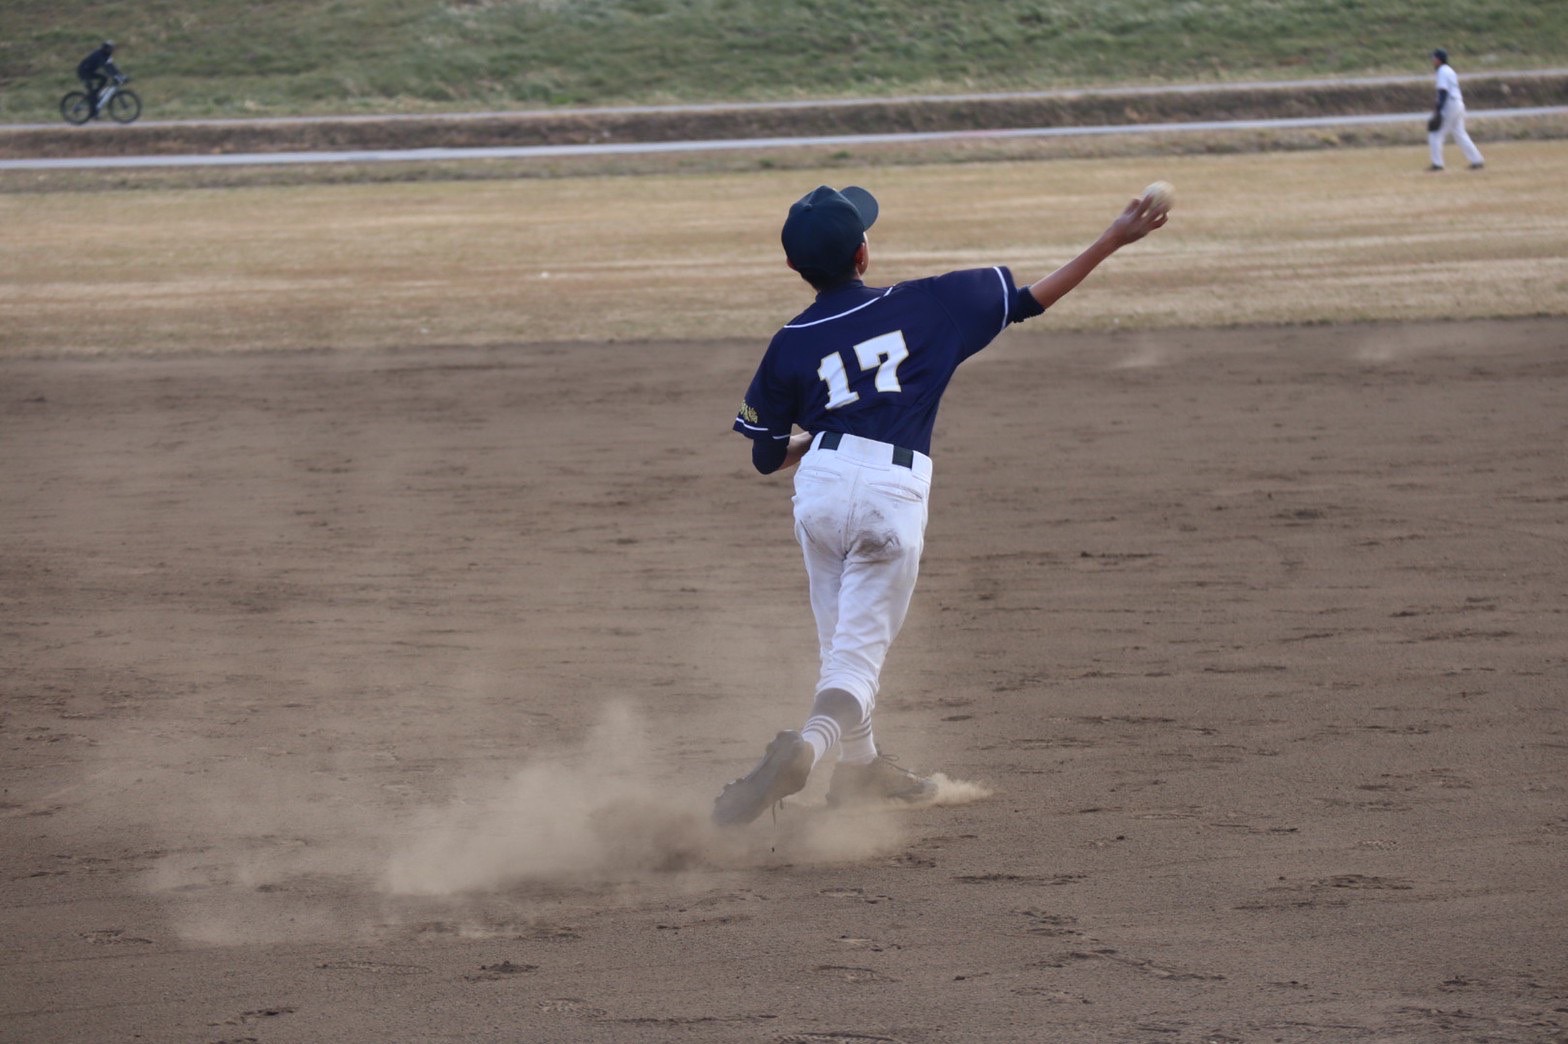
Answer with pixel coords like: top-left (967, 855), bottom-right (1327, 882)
top-left (732, 338), bottom-right (797, 444)
top-left (925, 266), bottom-right (1027, 361)
top-left (1435, 66), bottom-right (1459, 99)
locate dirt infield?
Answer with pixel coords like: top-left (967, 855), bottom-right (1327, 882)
top-left (2, 317), bottom-right (1565, 1042)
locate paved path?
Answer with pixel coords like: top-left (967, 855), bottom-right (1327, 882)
top-left (3, 106), bottom-right (1563, 171)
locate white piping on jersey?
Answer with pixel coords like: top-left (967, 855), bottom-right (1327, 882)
top-left (783, 287), bottom-right (894, 328)
top-left (735, 418), bottom-right (791, 441)
top-left (988, 266), bottom-right (1010, 338)
top-left (783, 270), bottom-right (1012, 335)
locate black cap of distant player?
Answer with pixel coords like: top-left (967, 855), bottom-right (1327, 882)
top-left (781, 185), bottom-right (879, 279)
top-left (1433, 48), bottom-right (1448, 63)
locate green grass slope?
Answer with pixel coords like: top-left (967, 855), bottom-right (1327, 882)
top-left (2, 0), bottom-right (1565, 120)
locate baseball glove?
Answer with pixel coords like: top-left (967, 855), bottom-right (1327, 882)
top-left (1427, 113), bottom-right (1442, 133)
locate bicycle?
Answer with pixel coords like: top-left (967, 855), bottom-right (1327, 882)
top-left (61, 73), bottom-right (142, 125)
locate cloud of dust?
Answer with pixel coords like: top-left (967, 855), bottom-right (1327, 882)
top-left (930, 772), bottom-right (993, 805)
top-left (82, 729), bottom-right (405, 946)
top-left (1111, 334), bottom-right (1172, 370)
top-left (383, 700), bottom-right (700, 895)
top-left (87, 699), bottom-right (932, 943)
top-left (1351, 339), bottom-right (1409, 364)
top-left (1345, 324), bottom-right (1463, 364)
top-left (382, 701), bottom-right (916, 896)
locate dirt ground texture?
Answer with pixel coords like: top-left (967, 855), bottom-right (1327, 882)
top-left (2, 315), bottom-right (1565, 1043)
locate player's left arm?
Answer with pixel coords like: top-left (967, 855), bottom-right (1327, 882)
top-left (751, 430), bottom-right (812, 474)
top-left (737, 341), bottom-right (808, 475)
top-left (780, 431), bottom-right (813, 470)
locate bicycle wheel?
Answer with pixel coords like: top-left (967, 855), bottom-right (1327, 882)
top-left (106, 89), bottom-right (142, 124)
top-left (60, 91), bottom-right (93, 125)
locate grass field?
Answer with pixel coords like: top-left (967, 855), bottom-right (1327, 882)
top-left (2, 140), bottom-right (1565, 357)
top-left (3, 0), bottom-right (1566, 120)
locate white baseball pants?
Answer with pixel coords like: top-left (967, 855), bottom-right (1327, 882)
top-left (1429, 102), bottom-right (1484, 168)
top-left (792, 432), bottom-right (932, 718)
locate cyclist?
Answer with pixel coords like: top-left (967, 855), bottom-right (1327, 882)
top-left (76, 41), bottom-right (121, 119)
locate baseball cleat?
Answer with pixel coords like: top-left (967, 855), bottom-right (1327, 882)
top-left (826, 753), bottom-right (938, 808)
top-left (712, 730), bottom-right (813, 827)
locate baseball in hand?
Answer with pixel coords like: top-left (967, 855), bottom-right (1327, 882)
top-left (1142, 180), bottom-right (1175, 212)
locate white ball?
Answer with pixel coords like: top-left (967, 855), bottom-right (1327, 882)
top-left (1142, 180), bottom-right (1175, 211)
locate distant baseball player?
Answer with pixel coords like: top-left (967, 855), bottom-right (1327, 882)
top-left (1427, 48), bottom-right (1484, 171)
top-left (713, 182), bottom-right (1169, 826)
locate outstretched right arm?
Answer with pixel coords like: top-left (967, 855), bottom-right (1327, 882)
top-left (1024, 194), bottom-right (1168, 313)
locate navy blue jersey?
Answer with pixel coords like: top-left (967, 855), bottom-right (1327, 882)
top-left (734, 267), bottom-right (1031, 456)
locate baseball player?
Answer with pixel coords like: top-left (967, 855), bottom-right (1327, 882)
top-left (1427, 48), bottom-right (1484, 171)
top-left (713, 183), bottom-right (1169, 827)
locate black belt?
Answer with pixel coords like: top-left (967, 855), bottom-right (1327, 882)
top-left (818, 430), bottom-right (915, 469)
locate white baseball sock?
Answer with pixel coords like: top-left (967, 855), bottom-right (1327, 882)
top-left (801, 715), bottom-right (840, 766)
top-left (838, 718), bottom-right (877, 765)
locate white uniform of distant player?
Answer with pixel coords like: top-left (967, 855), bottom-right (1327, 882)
top-left (1430, 54), bottom-right (1484, 170)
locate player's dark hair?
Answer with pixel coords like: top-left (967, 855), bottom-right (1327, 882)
top-left (796, 262), bottom-right (859, 292)
top-left (783, 185), bottom-right (876, 292)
